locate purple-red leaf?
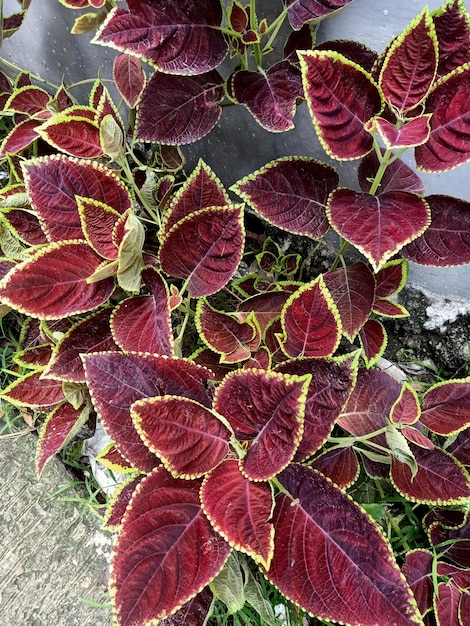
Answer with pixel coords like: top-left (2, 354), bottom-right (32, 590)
top-left (379, 9), bottom-right (438, 113)
top-left (285, 0), bottom-right (355, 30)
top-left (111, 267), bottom-right (174, 356)
top-left (275, 353), bottom-right (358, 461)
top-left (44, 308), bottom-right (118, 383)
top-left (201, 458), bottom-right (274, 568)
top-left (390, 383), bottom-right (420, 426)
top-left (103, 475), bottom-right (144, 531)
top-left (0, 370), bottom-right (65, 409)
top-left (359, 320), bottom-right (388, 367)
top-left (159, 205), bottom-right (244, 298)
top-left (163, 159), bottom-right (229, 234)
top-left (367, 115), bottom-right (432, 149)
top-left (158, 589), bottom-right (214, 626)
top-left (214, 369), bottom-right (309, 480)
top-left (5, 85), bottom-right (50, 118)
top-left (94, 1), bottom-right (228, 75)
top-left (131, 396), bottom-right (231, 479)
top-left (358, 150), bottom-right (425, 195)
top-left (84, 353), bottom-right (211, 472)
top-left (310, 446), bottom-right (360, 488)
top-left (111, 467), bottom-right (230, 625)
top-left (1, 208), bottom-right (48, 247)
top-left (266, 464), bottom-right (421, 626)
top-left (38, 115), bottom-right (103, 159)
top-left (0, 241), bottom-right (115, 319)
top-left (231, 157), bottom-right (338, 239)
top-left (229, 62), bottom-right (303, 132)
top-left (391, 444), bottom-right (470, 504)
top-left (415, 65), bottom-right (470, 172)
top-left (401, 549), bottom-right (434, 616)
top-left (77, 197), bottom-right (121, 260)
top-left (375, 259), bottom-right (409, 298)
top-left (22, 154), bottom-right (131, 242)
top-left (433, 0), bottom-right (470, 77)
top-left (237, 291), bottom-right (291, 337)
top-left (420, 379), bottom-right (470, 435)
top-left (113, 53), bottom-right (145, 109)
top-left (299, 50), bottom-right (383, 160)
top-left (323, 262), bottom-right (376, 341)
top-left (327, 189), bottom-right (430, 271)
top-left (136, 70), bottom-right (224, 145)
top-left (0, 118), bottom-right (41, 158)
top-left (402, 195), bottom-right (470, 266)
top-left (280, 276), bottom-right (341, 358)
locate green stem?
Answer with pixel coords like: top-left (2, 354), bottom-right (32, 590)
top-left (262, 6), bottom-right (289, 52)
top-left (118, 154), bottom-right (162, 229)
top-left (369, 141), bottom-right (394, 196)
top-left (250, 0), bottom-right (263, 68)
top-left (330, 237), bottom-right (350, 271)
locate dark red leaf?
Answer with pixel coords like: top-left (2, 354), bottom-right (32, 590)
top-left (328, 189), bottom-right (430, 271)
top-left (98, 443), bottom-right (136, 474)
top-left (36, 401), bottom-right (89, 475)
top-left (94, 1), bottom-right (228, 75)
top-left (243, 347), bottom-right (271, 371)
top-left (402, 195), bottom-right (470, 266)
top-left (415, 65), bottom-right (470, 172)
top-left (429, 511), bottom-right (470, 567)
top-left (77, 197), bottom-right (121, 259)
top-left (45, 309), bottom-right (118, 383)
top-left (420, 379), bottom-right (470, 435)
top-left (237, 291), bottom-right (291, 337)
top-left (286, 0), bottom-right (355, 30)
top-left (448, 428), bottom-right (470, 467)
top-left (309, 446), bottom-right (359, 488)
top-left (231, 157), bottom-right (338, 239)
top-left (379, 9), bottom-right (438, 113)
top-left (158, 588), bottom-right (214, 626)
top-left (280, 276), bottom-right (341, 358)
top-left (111, 267), bottom-right (173, 356)
top-left (22, 154), bottom-right (131, 242)
top-left (131, 396), bottom-right (231, 478)
top-left (402, 549), bottom-right (434, 616)
top-left (373, 299), bottom-right (409, 318)
top-left (159, 205), bottom-right (244, 298)
top-left (201, 459), bottom-right (274, 568)
top-left (38, 115), bottom-right (103, 159)
top-left (360, 319), bottom-right (387, 366)
top-left (111, 467), bottom-right (230, 624)
top-left (113, 53), bottom-right (145, 109)
top-left (391, 444), bottom-right (470, 504)
top-left (433, 0), bottom-right (470, 77)
top-left (283, 24), bottom-right (316, 64)
top-left (375, 259), bottom-right (409, 297)
top-left (316, 40), bottom-right (378, 73)
top-left (266, 464), bottom-right (421, 625)
top-left (189, 347), bottom-right (236, 383)
top-left (229, 62), bottom-right (303, 132)
top-left (214, 369), bottom-right (309, 480)
top-left (2, 209), bottom-right (48, 246)
top-left (402, 425), bottom-right (434, 450)
top-left (368, 115), bottom-right (431, 149)
top-left (229, 3), bottom-right (248, 33)
top-left (136, 70), bottom-right (224, 145)
top-left (163, 159), bottom-right (229, 234)
top-left (276, 353), bottom-right (358, 461)
top-left (0, 370), bottom-right (65, 409)
top-left (0, 241), bottom-right (115, 319)
top-left (299, 50), bottom-right (383, 159)
top-left (83, 352), bottom-right (211, 472)
top-left (390, 383), bottom-right (420, 425)
top-left (358, 150), bottom-right (425, 195)
top-left (103, 475), bottom-right (144, 530)
top-left (435, 582), bottom-right (461, 626)
top-left (5, 85), bottom-right (50, 118)
top-left (0, 118), bottom-right (41, 158)
top-left (13, 345), bottom-right (53, 370)
top-left (323, 262), bottom-right (376, 340)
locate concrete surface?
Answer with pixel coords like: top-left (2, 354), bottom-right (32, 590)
top-left (0, 430), bottom-right (112, 626)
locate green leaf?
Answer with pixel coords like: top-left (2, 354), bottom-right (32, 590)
top-left (209, 552), bottom-right (245, 615)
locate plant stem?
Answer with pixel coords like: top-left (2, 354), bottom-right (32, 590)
top-left (262, 6), bottom-right (289, 53)
top-left (250, 0), bottom-right (263, 68)
top-left (118, 153), bottom-right (162, 229)
top-left (330, 237), bottom-right (350, 271)
top-left (369, 141), bottom-right (393, 196)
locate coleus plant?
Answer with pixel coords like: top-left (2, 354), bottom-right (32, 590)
top-left (0, 0), bottom-right (470, 625)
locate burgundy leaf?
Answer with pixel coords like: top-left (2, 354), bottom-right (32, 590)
top-left (286, 0), bottom-right (355, 30)
top-left (433, 0), bottom-right (470, 77)
top-left (448, 429), bottom-right (470, 467)
top-left (323, 262), bottom-right (376, 341)
top-left (358, 150), bottom-right (425, 195)
top-left (402, 549), bottom-right (434, 616)
top-left (136, 70), bottom-right (224, 145)
top-left (113, 53), bottom-right (145, 109)
top-left (360, 319), bottom-right (387, 366)
top-left (163, 159), bottom-right (229, 234)
top-left (201, 459), bottom-right (274, 568)
top-left (0, 118), bottom-right (41, 158)
top-left (0, 241), bottom-right (115, 319)
top-left (196, 300), bottom-right (259, 363)
top-left (159, 205), bottom-right (244, 298)
top-left (214, 369), bottom-right (309, 480)
top-left (429, 512), bottom-right (470, 568)
top-left (310, 446), bottom-right (360, 488)
top-left (237, 291), bottom-right (291, 337)
top-left (402, 195), bottom-right (470, 266)
top-left (402, 425), bottom-right (434, 450)
top-left (22, 154), bottom-right (131, 242)
top-left (299, 50), bottom-right (383, 160)
top-left (435, 582), bottom-right (461, 626)
top-left (375, 259), bottom-right (409, 297)
top-left (266, 464), bottom-right (421, 625)
top-left (38, 115), bottom-right (103, 159)
top-left (243, 347), bottom-right (271, 371)
top-left (0, 370), bottom-right (65, 409)
top-left (283, 23), bottom-right (316, 63)
top-left (158, 588), bottom-right (214, 626)
top-left (13, 345), bottom-right (53, 370)
top-left (328, 188), bottom-right (430, 271)
top-left (94, 1), bottom-right (228, 75)
top-left (111, 267), bottom-right (173, 356)
top-left (231, 157), bottom-right (338, 239)
top-left (36, 401), bottom-right (89, 475)
top-left (45, 309), bottom-right (118, 383)
top-left (83, 352), bottom-right (211, 472)
top-left (189, 347), bottom-right (236, 383)
top-left (111, 467), bottom-right (230, 624)
top-left (276, 353), bottom-right (358, 461)
top-left (131, 396), bottom-right (231, 478)
top-left (280, 276), bottom-right (341, 358)
top-left (77, 197), bottom-right (121, 259)
top-left (390, 383), bottom-right (420, 425)
top-left (103, 475), bottom-right (144, 530)
top-left (391, 444), bottom-right (470, 504)
top-left (316, 40), bottom-right (378, 73)
top-left (415, 65), bottom-right (470, 172)
top-left (5, 85), bottom-right (50, 118)
top-left (372, 299), bottom-right (408, 318)
top-left (2, 209), bottom-right (48, 246)
top-left (97, 443), bottom-right (136, 474)
top-left (420, 379), bottom-right (470, 435)
top-left (379, 9), bottom-right (438, 113)
top-left (264, 318), bottom-right (287, 364)
top-left (229, 62), bottom-right (303, 132)
top-left (368, 115), bottom-right (432, 149)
